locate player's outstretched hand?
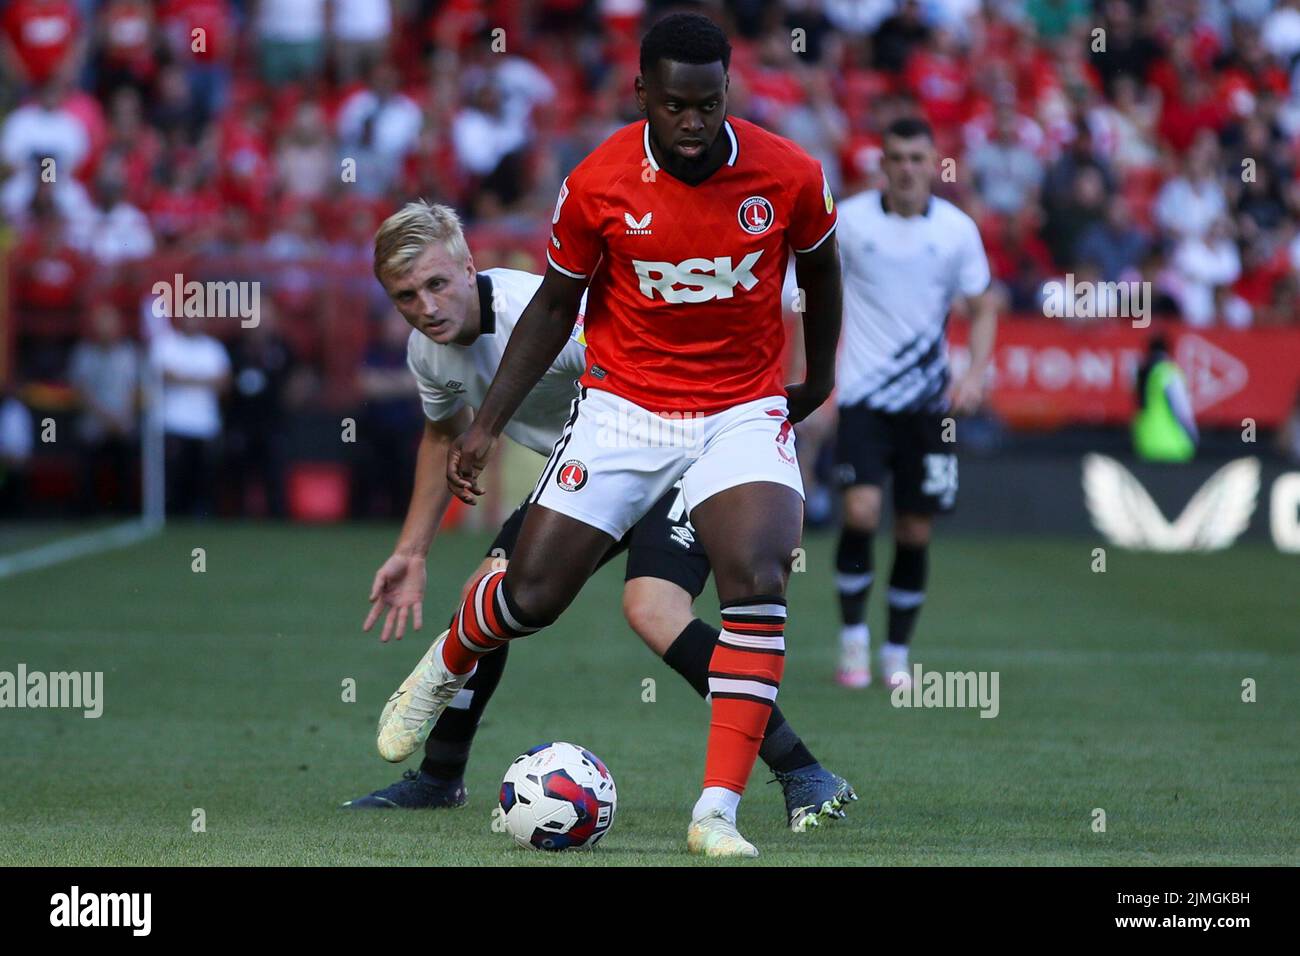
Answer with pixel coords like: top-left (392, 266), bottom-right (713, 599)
top-left (447, 425), bottom-right (494, 505)
top-left (364, 553), bottom-right (426, 643)
top-left (785, 380), bottom-right (833, 424)
top-left (947, 371), bottom-right (985, 415)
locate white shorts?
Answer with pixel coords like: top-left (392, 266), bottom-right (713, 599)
top-left (530, 388), bottom-right (804, 541)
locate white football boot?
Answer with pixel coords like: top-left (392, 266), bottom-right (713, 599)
top-left (687, 810), bottom-right (759, 858)
top-left (377, 630), bottom-right (475, 762)
top-left (881, 642), bottom-right (912, 690)
top-left (837, 625), bottom-right (871, 688)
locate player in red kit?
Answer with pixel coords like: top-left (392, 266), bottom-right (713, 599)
top-left (376, 12), bottom-right (842, 857)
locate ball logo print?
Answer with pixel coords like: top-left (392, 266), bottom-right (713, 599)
top-left (738, 196), bottom-right (774, 235)
top-left (498, 742), bottom-right (617, 850)
top-left (556, 459), bottom-right (588, 491)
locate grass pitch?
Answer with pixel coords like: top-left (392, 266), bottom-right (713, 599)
top-left (1, 523), bottom-right (1296, 866)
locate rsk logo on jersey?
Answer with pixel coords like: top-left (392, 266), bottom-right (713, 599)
top-left (624, 211), bottom-right (653, 235)
top-left (632, 251), bottom-right (763, 303)
top-left (738, 196), bottom-right (774, 235)
top-left (556, 459), bottom-right (588, 492)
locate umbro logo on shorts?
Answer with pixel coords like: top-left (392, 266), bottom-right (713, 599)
top-left (557, 460), bottom-right (588, 492)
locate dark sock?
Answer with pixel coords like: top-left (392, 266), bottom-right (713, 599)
top-left (759, 713), bottom-right (817, 774)
top-left (420, 641), bottom-right (510, 780)
top-left (662, 618), bottom-right (817, 774)
top-left (887, 542), bottom-right (928, 647)
top-left (661, 618), bottom-right (715, 698)
top-left (835, 527), bottom-right (873, 626)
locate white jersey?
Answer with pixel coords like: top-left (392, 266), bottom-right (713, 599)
top-left (406, 267), bottom-right (587, 455)
top-left (836, 190), bottom-right (990, 413)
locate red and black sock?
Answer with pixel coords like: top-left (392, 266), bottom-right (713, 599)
top-left (664, 618), bottom-right (813, 775)
top-left (703, 597), bottom-right (787, 793)
top-left (442, 568), bottom-right (540, 674)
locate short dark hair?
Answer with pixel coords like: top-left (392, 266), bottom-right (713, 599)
top-left (884, 117), bottom-right (934, 142)
top-left (640, 12), bottom-right (731, 77)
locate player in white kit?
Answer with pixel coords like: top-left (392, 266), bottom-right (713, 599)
top-left (831, 117), bottom-right (999, 688)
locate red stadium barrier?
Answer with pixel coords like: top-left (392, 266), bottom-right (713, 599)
top-left (948, 319), bottom-right (1300, 429)
top-left (11, 239), bottom-right (1300, 433)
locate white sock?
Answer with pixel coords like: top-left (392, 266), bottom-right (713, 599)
top-left (437, 637), bottom-right (479, 680)
top-left (840, 623), bottom-right (869, 649)
top-left (693, 786), bottom-right (741, 823)
top-left (882, 642), bottom-right (909, 668)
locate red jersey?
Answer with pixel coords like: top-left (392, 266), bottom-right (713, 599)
top-left (547, 116), bottom-right (836, 415)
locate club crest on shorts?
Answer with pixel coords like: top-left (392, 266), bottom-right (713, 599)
top-left (738, 196), bottom-right (774, 235)
top-left (556, 459), bottom-right (588, 491)
top-left (774, 419), bottom-right (795, 463)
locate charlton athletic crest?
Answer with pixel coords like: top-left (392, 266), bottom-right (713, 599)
top-left (738, 196), bottom-right (774, 235)
top-left (557, 459), bottom-right (588, 491)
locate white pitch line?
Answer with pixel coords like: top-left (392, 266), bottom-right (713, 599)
top-left (0, 519), bottom-right (162, 580)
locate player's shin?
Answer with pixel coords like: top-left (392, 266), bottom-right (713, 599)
top-left (835, 528), bottom-right (874, 627)
top-left (664, 618), bottom-right (813, 774)
top-left (836, 529), bottom-right (874, 686)
top-left (698, 598), bottom-right (787, 815)
top-left (883, 543), bottom-right (927, 686)
top-left (442, 567), bottom-right (540, 674)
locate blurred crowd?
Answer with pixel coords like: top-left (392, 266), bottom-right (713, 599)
top-left (7, 0), bottom-right (1300, 517)
top-left (13, 0), bottom-right (1300, 327)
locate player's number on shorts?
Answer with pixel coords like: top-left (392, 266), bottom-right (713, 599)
top-left (921, 454), bottom-right (958, 509)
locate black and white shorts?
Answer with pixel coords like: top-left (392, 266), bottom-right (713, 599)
top-left (833, 403), bottom-right (958, 515)
top-left (486, 482), bottom-right (712, 600)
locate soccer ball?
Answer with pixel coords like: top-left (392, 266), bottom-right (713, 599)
top-left (498, 742), bottom-right (617, 851)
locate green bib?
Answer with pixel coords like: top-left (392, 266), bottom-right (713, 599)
top-left (1133, 360), bottom-right (1194, 462)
